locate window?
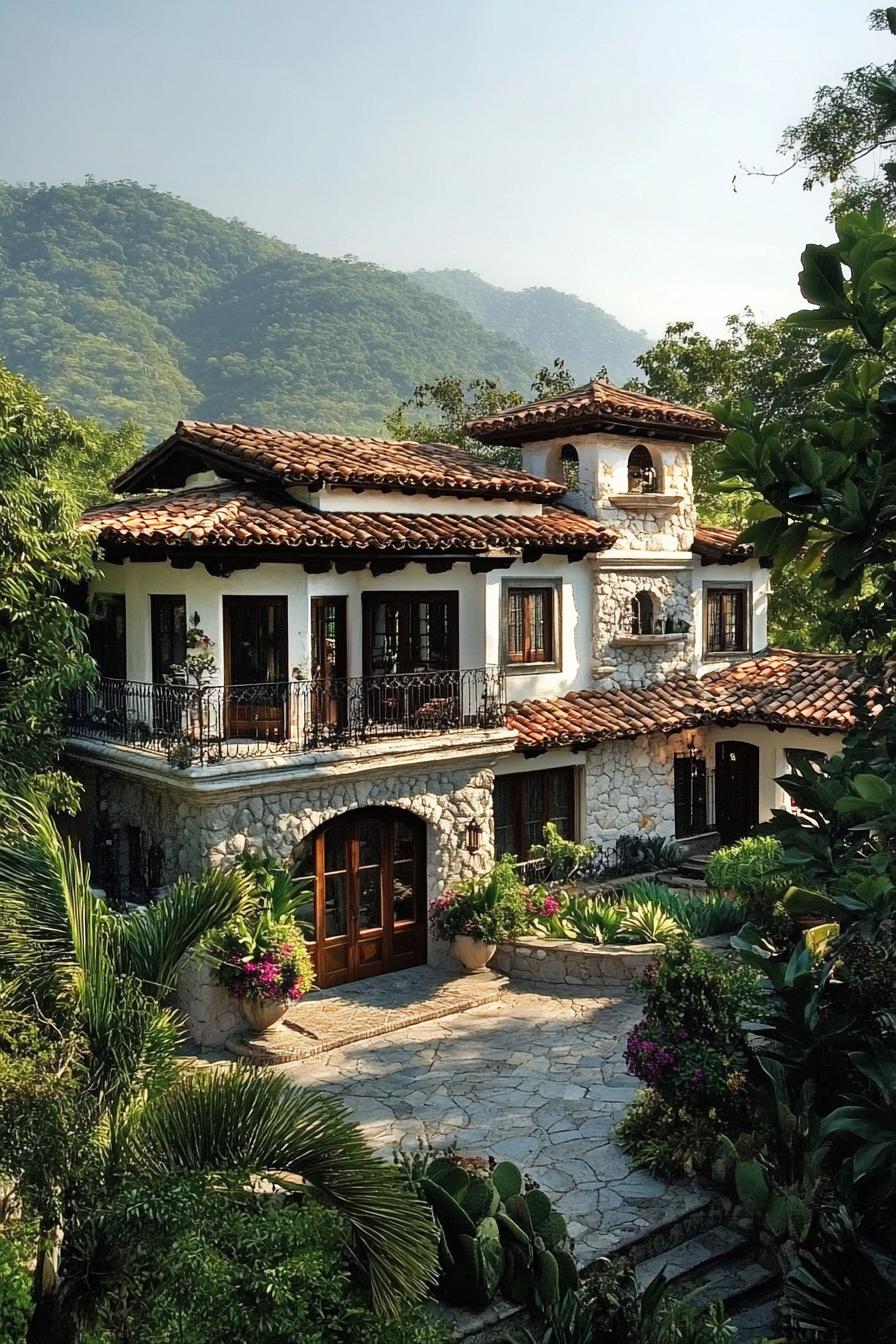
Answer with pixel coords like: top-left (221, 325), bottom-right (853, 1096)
top-left (560, 444), bottom-right (580, 492)
top-left (89, 594), bottom-right (126, 679)
top-left (150, 595), bottom-right (187, 683)
top-left (363, 593), bottom-right (457, 674)
top-left (704, 585), bottom-right (750, 654)
top-left (494, 767), bottom-right (576, 860)
top-left (631, 590), bottom-right (656, 636)
top-left (504, 582), bottom-right (559, 667)
top-left (627, 445), bottom-right (659, 493)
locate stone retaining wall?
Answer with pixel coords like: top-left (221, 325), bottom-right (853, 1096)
top-left (493, 935), bottom-right (662, 987)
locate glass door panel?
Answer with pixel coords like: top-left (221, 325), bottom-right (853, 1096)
top-left (223, 597), bottom-right (288, 739)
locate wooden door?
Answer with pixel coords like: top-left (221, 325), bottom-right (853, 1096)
top-left (362, 593), bottom-right (459, 730)
top-left (715, 741), bottom-right (759, 844)
top-left (302, 809), bottom-right (427, 988)
top-left (310, 596), bottom-right (348, 737)
top-left (223, 596), bottom-right (288, 739)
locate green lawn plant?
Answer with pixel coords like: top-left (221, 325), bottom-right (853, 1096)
top-left (397, 1148), bottom-right (577, 1314)
top-left (430, 856), bottom-right (529, 945)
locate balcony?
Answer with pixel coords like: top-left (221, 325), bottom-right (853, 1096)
top-left (65, 668), bottom-right (507, 767)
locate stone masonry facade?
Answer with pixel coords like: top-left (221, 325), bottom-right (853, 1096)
top-left (591, 566), bottom-right (695, 689)
top-left (584, 734), bottom-right (683, 842)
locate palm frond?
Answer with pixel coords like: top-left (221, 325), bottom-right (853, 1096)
top-left (118, 866), bottom-right (255, 1000)
top-left (0, 791), bottom-right (86, 1000)
top-left (133, 1064), bottom-right (438, 1316)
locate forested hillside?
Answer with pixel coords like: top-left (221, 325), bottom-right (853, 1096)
top-left (408, 269), bottom-right (649, 385)
top-left (0, 181), bottom-right (538, 440)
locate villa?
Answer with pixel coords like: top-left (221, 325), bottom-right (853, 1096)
top-left (65, 380), bottom-right (859, 988)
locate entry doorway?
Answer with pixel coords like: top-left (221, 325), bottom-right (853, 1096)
top-left (714, 741), bottom-right (760, 844)
top-left (297, 808), bottom-right (427, 989)
top-left (223, 596), bottom-right (288, 739)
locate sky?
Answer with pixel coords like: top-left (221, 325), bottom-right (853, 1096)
top-left (1, 0), bottom-right (889, 338)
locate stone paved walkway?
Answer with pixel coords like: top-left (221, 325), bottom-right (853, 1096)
top-left (235, 967), bottom-right (507, 1063)
top-left (277, 980), bottom-right (708, 1265)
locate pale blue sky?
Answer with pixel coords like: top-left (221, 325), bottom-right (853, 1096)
top-left (1, 0), bottom-right (887, 337)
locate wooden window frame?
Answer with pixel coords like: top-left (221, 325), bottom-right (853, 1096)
top-left (501, 578), bottom-right (562, 673)
top-left (361, 592), bottom-right (459, 676)
top-left (150, 594), bottom-right (187, 685)
top-left (703, 582), bottom-right (752, 657)
top-left (493, 766), bottom-right (578, 861)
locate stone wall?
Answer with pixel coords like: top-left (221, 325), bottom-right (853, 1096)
top-left (73, 758), bottom-right (497, 970)
top-left (595, 449), bottom-right (696, 552)
top-left (584, 733), bottom-right (684, 842)
top-left (493, 935), bottom-right (661, 986)
top-left (591, 566), bottom-right (695, 689)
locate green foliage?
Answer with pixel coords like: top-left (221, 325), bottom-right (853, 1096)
top-left (624, 941), bottom-right (761, 1127)
top-left (382, 373), bottom-right (525, 468)
top-left (705, 836), bottom-right (793, 925)
top-left (397, 1149), bottom-right (577, 1315)
top-left (615, 1088), bottom-right (724, 1179)
top-left (506, 1264), bottom-right (736, 1344)
top-left (528, 823), bottom-right (597, 882)
top-left (610, 833), bottom-right (687, 876)
top-left (89, 1178), bottom-right (447, 1344)
top-left (430, 857), bottom-right (529, 944)
top-left (409, 269), bottom-right (649, 386)
top-left (529, 884), bottom-right (742, 946)
top-left (0, 361), bottom-right (114, 809)
top-left (619, 900), bottom-right (684, 945)
top-left (0, 180), bottom-right (538, 443)
top-left (624, 882), bottom-right (746, 938)
top-left (0, 1229), bottom-right (31, 1344)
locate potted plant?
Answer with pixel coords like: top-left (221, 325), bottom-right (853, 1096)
top-left (206, 855), bottom-right (315, 1032)
top-left (430, 856), bottom-right (528, 971)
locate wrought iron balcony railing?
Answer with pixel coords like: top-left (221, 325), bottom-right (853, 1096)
top-left (65, 668), bottom-right (507, 767)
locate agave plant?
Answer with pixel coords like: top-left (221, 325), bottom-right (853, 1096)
top-left (625, 882), bottom-right (746, 938)
top-left (621, 900), bottom-right (683, 944)
top-left (0, 794), bottom-right (437, 1342)
top-left (565, 896), bottom-right (629, 945)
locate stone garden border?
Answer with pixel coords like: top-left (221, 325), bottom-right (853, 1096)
top-left (493, 933), bottom-right (731, 988)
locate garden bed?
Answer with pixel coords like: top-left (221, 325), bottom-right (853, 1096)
top-left (494, 934), bottom-right (731, 988)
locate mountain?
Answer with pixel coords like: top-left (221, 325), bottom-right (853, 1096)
top-left (408, 268), bottom-right (649, 385)
top-left (0, 181), bottom-right (537, 441)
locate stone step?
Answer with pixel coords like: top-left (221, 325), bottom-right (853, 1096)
top-left (231, 967), bottom-right (508, 1064)
top-left (728, 1294), bottom-right (782, 1342)
top-left (633, 1223), bottom-right (752, 1289)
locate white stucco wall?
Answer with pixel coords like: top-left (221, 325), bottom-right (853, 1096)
top-left (702, 723), bottom-right (842, 822)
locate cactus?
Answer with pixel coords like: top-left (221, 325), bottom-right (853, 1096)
top-left (734, 1157), bottom-right (771, 1215)
top-left (410, 1150), bottom-right (578, 1313)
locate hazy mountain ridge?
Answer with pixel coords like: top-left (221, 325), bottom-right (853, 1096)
top-left (0, 181), bottom-right (650, 441)
top-left (408, 268), bottom-right (650, 385)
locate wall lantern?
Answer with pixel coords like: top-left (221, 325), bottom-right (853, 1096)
top-left (465, 821), bottom-right (482, 853)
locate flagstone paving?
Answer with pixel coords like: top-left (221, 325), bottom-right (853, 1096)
top-left (276, 980), bottom-right (708, 1265)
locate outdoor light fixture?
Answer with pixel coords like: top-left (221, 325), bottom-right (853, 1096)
top-left (465, 821), bottom-right (482, 853)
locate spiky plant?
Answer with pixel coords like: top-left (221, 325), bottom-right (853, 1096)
top-left (0, 794), bottom-right (437, 1343)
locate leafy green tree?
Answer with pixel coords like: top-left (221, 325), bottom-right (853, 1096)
top-left (0, 797), bottom-right (437, 1343)
top-left (754, 7), bottom-right (896, 219)
top-left (0, 364), bottom-right (113, 810)
top-left (383, 374), bottom-right (525, 465)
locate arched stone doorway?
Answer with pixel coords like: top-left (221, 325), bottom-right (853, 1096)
top-left (295, 807), bottom-right (427, 989)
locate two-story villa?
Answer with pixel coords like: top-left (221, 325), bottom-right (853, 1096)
top-left (67, 380), bottom-right (859, 987)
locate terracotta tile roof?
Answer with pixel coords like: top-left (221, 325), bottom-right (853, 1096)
top-left (81, 485), bottom-right (616, 558)
top-left (691, 525), bottom-right (755, 564)
top-left (113, 420), bottom-right (565, 502)
top-left (508, 650), bottom-right (870, 753)
top-left (507, 678), bottom-right (709, 751)
top-left (466, 379), bottom-right (725, 445)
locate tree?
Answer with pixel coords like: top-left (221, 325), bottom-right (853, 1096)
top-left (0, 797), bottom-right (438, 1342)
top-left (0, 363), bottom-right (124, 811)
top-left (750, 7), bottom-right (896, 219)
top-left (382, 360), bottom-right (576, 468)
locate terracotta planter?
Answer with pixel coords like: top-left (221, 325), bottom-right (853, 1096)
top-left (453, 934), bottom-right (497, 973)
top-left (240, 996), bottom-right (289, 1033)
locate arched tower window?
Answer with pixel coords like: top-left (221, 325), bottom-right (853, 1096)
top-left (627, 445), bottom-right (660, 493)
top-left (560, 444), bottom-right (580, 492)
top-left (631, 590), bottom-right (656, 636)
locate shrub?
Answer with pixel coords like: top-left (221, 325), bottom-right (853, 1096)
top-left (615, 1088), bottom-right (724, 1178)
top-left (611, 833), bottom-right (686, 876)
top-left (430, 857), bottom-right (528, 944)
top-left (624, 881), bottom-right (746, 937)
top-left (624, 941), bottom-right (761, 1123)
top-left (705, 836), bottom-right (792, 923)
top-left (0, 1231), bottom-right (31, 1344)
top-left (528, 823), bottom-right (596, 881)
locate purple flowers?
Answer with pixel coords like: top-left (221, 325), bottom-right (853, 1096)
top-left (214, 923), bottom-right (315, 1004)
top-left (624, 1020), bottom-right (677, 1085)
top-left (526, 889), bottom-right (563, 918)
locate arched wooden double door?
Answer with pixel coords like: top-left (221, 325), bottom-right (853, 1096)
top-left (297, 808), bottom-right (427, 989)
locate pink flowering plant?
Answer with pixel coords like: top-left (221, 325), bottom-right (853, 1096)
top-left (207, 854), bottom-right (315, 1003)
top-left (213, 915), bottom-right (314, 1002)
top-left (430, 856), bottom-right (528, 944)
